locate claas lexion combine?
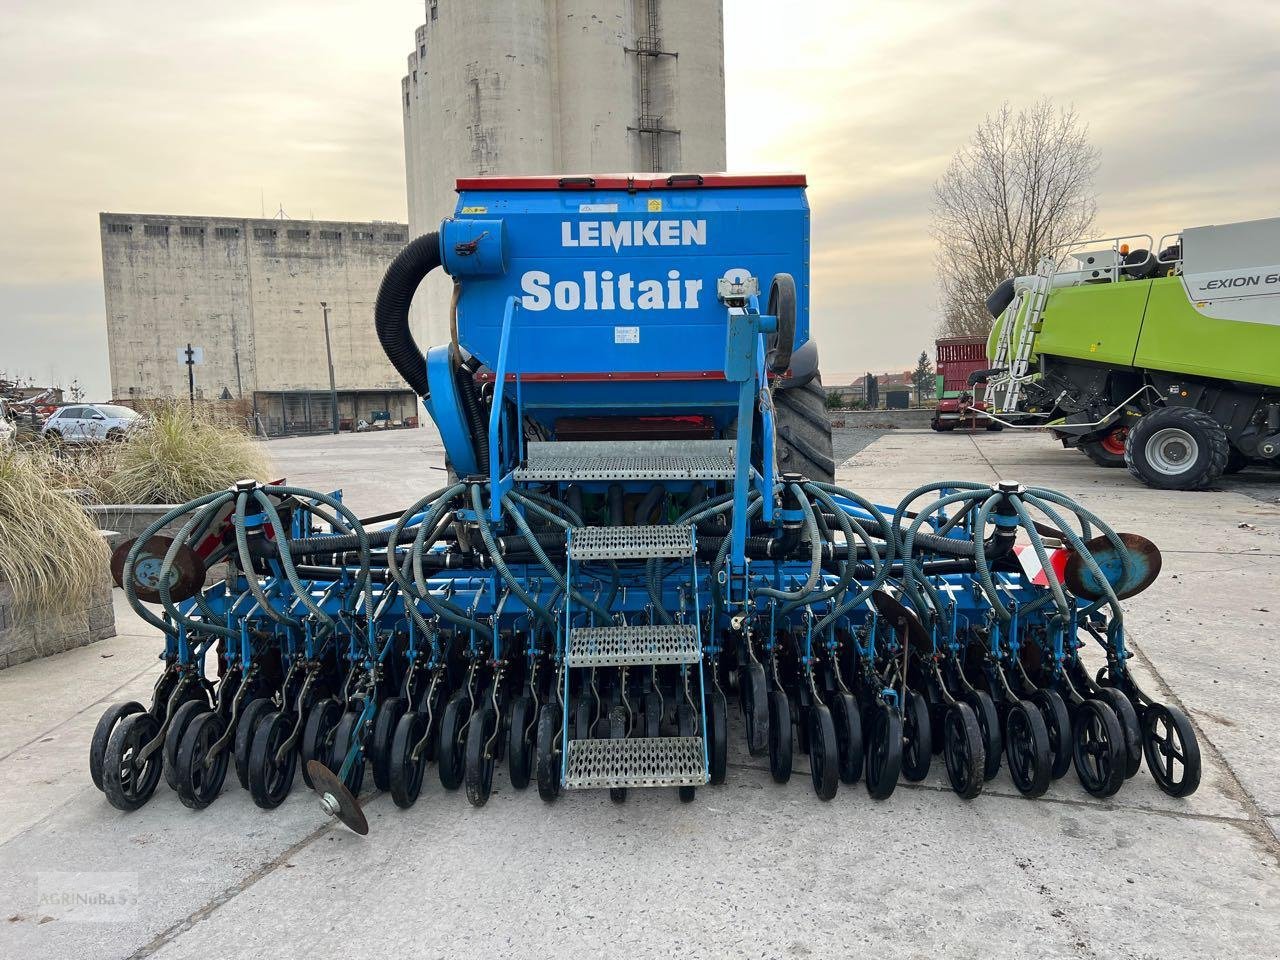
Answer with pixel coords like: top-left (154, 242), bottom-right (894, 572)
top-left (979, 218), bottom-right (1280, 489)
top-left (91, 174), bottom-right (1199, 834)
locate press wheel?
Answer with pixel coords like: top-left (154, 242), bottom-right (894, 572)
top-left (437, 690), bottom-right (468, 791)
top-left (102, 713), bottom-right (164, 811)
top-left (830, 691), bottom-right (863, 785)
top-left (1073, 698), bottom-right (1126, 798)
top-left (901, 690), bottom-right (932, 782)
top-left (943, 702), bottom-right (984, 800)
top-left (767, 689), bottom-right (792, 784)
top-left (708, 688), bottom-right (728, 786)
top-left (370, 696), bottom-right (407, 792)
top-left (464, 703), bottom-right (497, 807)
top-left (300, 698), bottom-right (340, 790)
top-left (1095, 687), bottom-right (1142, 778)
top-left (1032, 688), bottom-right (1073, 780)
top-left (1004, 700), bottom-right (1051, 798)
top-left (1142, 703), bottom-right (1201, 798)
top-left (247, 710), bottom-right (298, 809)
top-left (330, 709), bottom-right (366, 796)
top-left (235, 698), bottom-right (274, 790)
top-left (508, 695), bottom-right (535, 791)
top-left (175, 712), bottom-right (230, 810)
top-left (964, 689), bottom-right (1003, 781)
top-left (90, 701), bottom-right (144, 791)
top-left (865, 702), bottom-right (903, 800)
top-left (677, 701), bottom-right (698, 803)
top-left (742, 661), bottom-right (769, 757)
top-left (608, 706), bottom-right (628, 804)
top-left (163, 699), bottom-right (208, 792)
top-left (535, 702), bottom-right (562, 802)
top-left (389, 710), bottom-right (429, 808)
top-left (807, 702), bottom-right (839, 801)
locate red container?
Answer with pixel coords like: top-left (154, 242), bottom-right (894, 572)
top-left (935, 337), bottom-right (989, 395)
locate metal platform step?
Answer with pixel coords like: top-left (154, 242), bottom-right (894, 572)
top-left (569, 524), bottom-right (695, 561)
top-left (567, 623), bottom-right (700, 667)
top-left (563, 736), bottom-right (706, 789)
top-left (515, 439), bottom-right (736, 482)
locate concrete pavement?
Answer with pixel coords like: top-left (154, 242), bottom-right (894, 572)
top-left (2, 427), bottom-right (1277, 960)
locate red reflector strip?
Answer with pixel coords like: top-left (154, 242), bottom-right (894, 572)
top-left (1014, 544), bottom-right (1070, 587)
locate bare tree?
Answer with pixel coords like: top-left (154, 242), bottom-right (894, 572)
top-left (932, 99), bottom-right (1099, 338)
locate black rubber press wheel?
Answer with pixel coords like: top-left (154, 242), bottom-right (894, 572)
top-left (830, 691), bottom-right (863, 785)
top-left (248, 710), bottom-right (298, 810)
top-left (767, 689), bottom-right (792, 784)
top-left (1142, 703), bottom-right (1201, 798)
top-left (90, 701), bottom-right (144, 791)
top-left (535, 702), bottom-right (562, 802)
top-left (389, 710), bottom-right (430, 808)
top-left (865, 703), bottom-right (903, 800)
top-left (901, 690), bottom-right (933, 782)
top-left (807, 702), bottom-right (839, 801)
top-left (943, 702), bottom-right (984, 800)
top-left (175, 712), bottom-right (230, 810)
top-left (1073, 699), bottom-right (1126, 799)
top-left (102, 713), bottom-right (164, 811)
top-left (464, 704), bottom-right (497, 807)
top-left (1004, 700), bottom-right (1051, 798)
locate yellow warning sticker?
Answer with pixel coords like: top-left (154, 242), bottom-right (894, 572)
top-left (647, 198), bottom-right (663, 213)
top-left (461, 206), bottom-right (487, 214)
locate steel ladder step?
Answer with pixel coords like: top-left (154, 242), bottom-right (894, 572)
top-left (567, 623), bottom-right (700, 667)
top-left (563, 736), bottom-right (706, 789)
top-left (569, 524), bottom-right (695, 561)
top-left (515, 439), bottom-right (735, 482)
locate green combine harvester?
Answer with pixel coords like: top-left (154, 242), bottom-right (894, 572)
top-left (980, 217), bottom-right (1280, 489)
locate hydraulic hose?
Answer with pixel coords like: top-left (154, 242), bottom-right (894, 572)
top-left (635, 484), bottom-right (666, 525)
top-left (472, 485), bottom-right (558, 630)
top-left (374, 232), bottom-right (441, 397)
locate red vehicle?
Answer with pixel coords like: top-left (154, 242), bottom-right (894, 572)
top-left (931, 337), bottom-right (1002, 432)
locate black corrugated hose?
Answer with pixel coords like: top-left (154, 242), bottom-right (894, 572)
top-left (374, 232), bottom-right (441, 397)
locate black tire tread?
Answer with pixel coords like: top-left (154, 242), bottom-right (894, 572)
top-left (1124, 406), bottom-right (1229, 490)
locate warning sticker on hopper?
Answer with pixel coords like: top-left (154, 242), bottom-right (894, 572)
top-left (614, 326), bottom-right (640, 344)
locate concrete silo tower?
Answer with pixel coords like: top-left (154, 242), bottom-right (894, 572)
top-left (401, 0), bottom-right (727, 346)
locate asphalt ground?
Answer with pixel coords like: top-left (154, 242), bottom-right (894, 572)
top-left (2, 426), bottom-right (1277, 960)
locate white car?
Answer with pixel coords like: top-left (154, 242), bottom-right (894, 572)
top-left (0, 401), bottom-right (14, 444)
top-left (42, 403), bottom-right (141, 443)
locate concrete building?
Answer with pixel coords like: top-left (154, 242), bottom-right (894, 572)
top-left (100, 213), bottom-right (418, 435)
top-left (401, 0), bottom-right (727, 346)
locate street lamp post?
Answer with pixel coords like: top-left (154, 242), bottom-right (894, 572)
top-left (320, 302), bottom-right (339, 434)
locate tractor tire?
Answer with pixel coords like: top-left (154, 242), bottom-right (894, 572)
top-left (1080, 428), bottom-right (1128, 468)
top-left (772, 375), bottom-right (836, 482)
top-left (1224, 448), bottom-right (1249, 474)
top-left (1124, 407), bottom-right (1229, 490)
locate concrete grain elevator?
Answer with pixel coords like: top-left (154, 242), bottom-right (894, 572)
top-left (401, 0), bottom-right (727, 345)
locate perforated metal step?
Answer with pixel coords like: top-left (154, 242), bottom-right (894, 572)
top-left (569, 524), bottom-right (695, 561)
top-left (567, 623), bottom-right (700, 667)
top-left (563, 736), bottom-right (706, 789)
top-left (516, 440), bottom-right (736, 482)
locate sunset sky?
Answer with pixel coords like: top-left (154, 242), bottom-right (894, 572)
top-left (2, 1), bottom-right (1277, 396)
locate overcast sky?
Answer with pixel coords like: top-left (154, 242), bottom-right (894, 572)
top-left (1, 1), bottom-right (1277, 397)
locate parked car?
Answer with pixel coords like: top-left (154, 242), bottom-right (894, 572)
top-left (0, 400), bottom-right (15, 444)
top-left (42, 403), bottom-right (141, 443)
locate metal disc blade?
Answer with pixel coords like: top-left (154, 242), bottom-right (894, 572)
top-left (1064, 532), bottom-right (1161, 601)
top-left (870, 590), bottom-right (932, 653)
top-left (306, 760), bottom-right (369, 836)
top-left (110, 536), bottom-right (205, 604)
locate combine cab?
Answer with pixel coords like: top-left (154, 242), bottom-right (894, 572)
top-left (982, 218), bottom-right (1280, 489)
